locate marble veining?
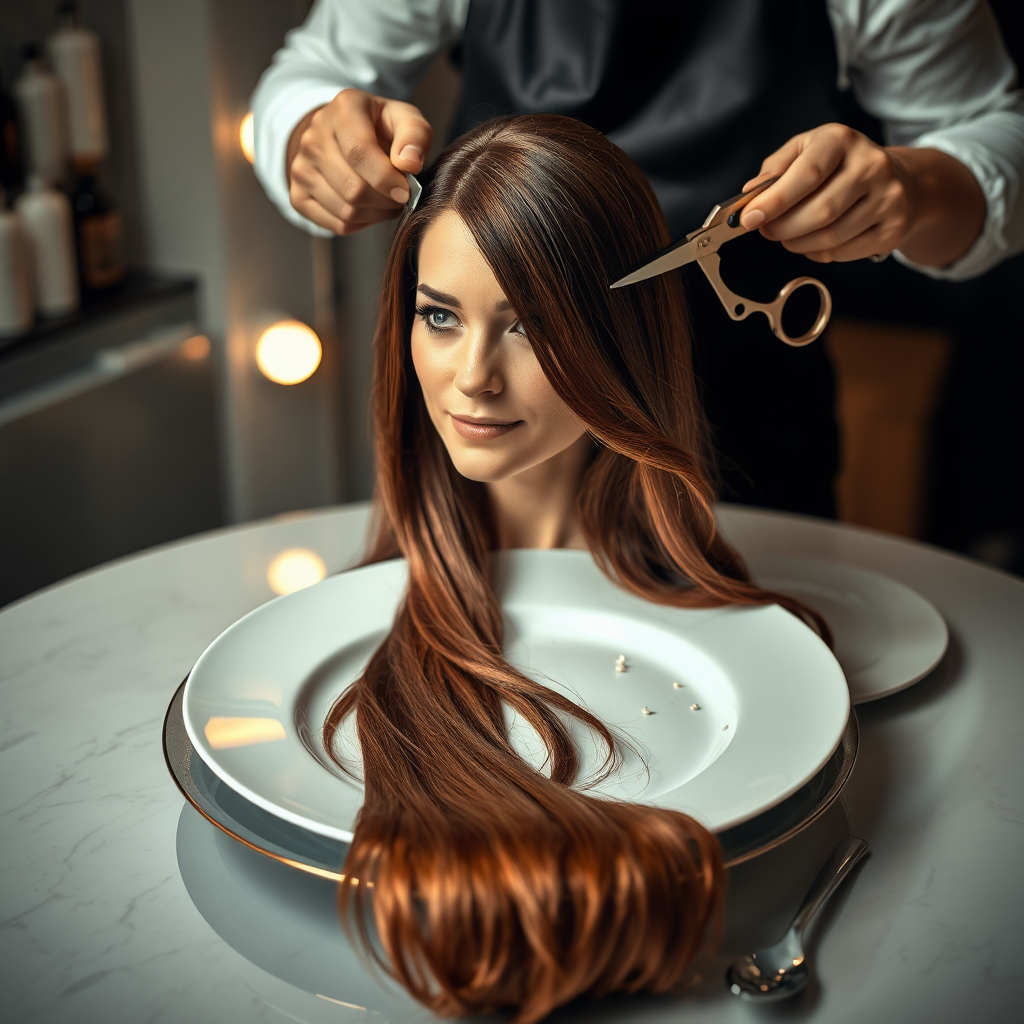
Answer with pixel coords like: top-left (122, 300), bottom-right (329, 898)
top-left (1, 503), bottom-right (1023, 1022)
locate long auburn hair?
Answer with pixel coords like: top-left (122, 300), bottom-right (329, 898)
top-left (325, 115), bottom-right (827, 1022)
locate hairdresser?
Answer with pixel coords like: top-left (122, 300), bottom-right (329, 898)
top-left (251, 0), bottom-right (1024, 518)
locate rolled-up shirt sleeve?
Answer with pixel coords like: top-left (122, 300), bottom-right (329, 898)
top-left (250, 0), bottom-right (467, 235)
top-left (830, 0), bottom-right (1024, 280)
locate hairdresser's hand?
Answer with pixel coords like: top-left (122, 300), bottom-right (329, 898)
top-left (287, 89), bottom-right (433, 235)
top-left (740, 123), bottom-right (985, 268)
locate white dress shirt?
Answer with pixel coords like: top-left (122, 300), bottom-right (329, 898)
top-left (251, 0), bottom-right (1024, 280)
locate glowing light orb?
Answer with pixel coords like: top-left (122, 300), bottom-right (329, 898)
top-left (267, 548), bottom-right (327, 595)
top-left (255, 320), bottom-right (322, 384)
top-left (239, 111), bottom-right (255, 164)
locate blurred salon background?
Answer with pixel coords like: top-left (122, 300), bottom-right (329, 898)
top-left (0, 0), bottom-right (1021, 608)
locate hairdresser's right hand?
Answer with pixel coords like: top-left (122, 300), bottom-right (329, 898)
top-left (287, 89), bottom-right (433, 236)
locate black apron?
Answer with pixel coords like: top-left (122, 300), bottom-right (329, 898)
top-left (450, 0), bottom-right (846, 516)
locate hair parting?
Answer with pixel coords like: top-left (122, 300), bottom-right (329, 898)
top-left (323, 114), bottom-right (829, 1022)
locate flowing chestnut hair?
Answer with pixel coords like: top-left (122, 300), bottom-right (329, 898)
top-left (324, 115), bottom-right (826, 1022)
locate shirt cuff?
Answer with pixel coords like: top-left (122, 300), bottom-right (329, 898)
top-left (894, 133), bottom-right (1013, 281)
top-left (252, 80), bottom-right (347, 238)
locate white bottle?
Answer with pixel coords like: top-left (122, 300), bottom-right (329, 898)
top-left (16, 175), bottom-right (79, 318)
top-left (47, 2), bottom-right (108, 168)
top-left (0, 190), bottom-right (34, 338)
top-left (13, 44), bottom-right (69, 185)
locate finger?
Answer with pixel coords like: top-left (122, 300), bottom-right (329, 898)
top-left (317, 156), bottom-right (403, 212)
top-left (292, 157), bottom-right (390, 225)
top-left (333, 206), bottom-right (401, 236)
top-left (304, 175), bottom-right (385, 226)
top-left (778, 193), bottom-right (882, 254)
top-left (801, 223), bottom-right (892, 264)
top-left (292, 192), bottom-right (399, 236)
top-left (761, 169), bottom-right (871, 243)
top-left (742, 134), bottom-right (805, 191)
top-left (741, 132), bottom-right (847, 230)
top-left (335, 93), bottom-right (413, 203)
top-left (290, 194), bottom-right (346, 234)
top-left (292, 167), bottom-right (397, 234)
top-left (290, 160), bottom-right (347, 232)
top-left (382, 100), bottom-right (433, 173)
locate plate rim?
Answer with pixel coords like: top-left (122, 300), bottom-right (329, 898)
top-left (164, 681), bottom-right (860, 873)
top-left (748, 553), bottom-right (949, 704)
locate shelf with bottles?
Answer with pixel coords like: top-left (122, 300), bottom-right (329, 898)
top-left (1, 1), bottom-right (127, 340)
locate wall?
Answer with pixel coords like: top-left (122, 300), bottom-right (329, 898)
top-left (126, 0), bottom-right (339, 521)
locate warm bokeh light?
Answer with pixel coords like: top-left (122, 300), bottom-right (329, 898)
top-left (204, 716), bottom-right (286, 750)
top-left (239, 111), bottom-right (255, 164)
top-left (180, 334), bottom-right (211, 360)
top-left (267, 547), bottom-right (327, 595)
top-left (255, 319), bottom-right (322, 384)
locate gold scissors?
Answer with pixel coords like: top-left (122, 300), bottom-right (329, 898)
top-left (610, 178), bottom-right (832, 347)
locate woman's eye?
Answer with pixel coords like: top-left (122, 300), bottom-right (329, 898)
top-left (416, 306), bottom-right (458, 333)
top-left (510, 320), bottom-right (528, 338)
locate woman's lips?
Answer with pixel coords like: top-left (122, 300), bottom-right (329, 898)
top-left (449, 414), bottom-right (523, 441)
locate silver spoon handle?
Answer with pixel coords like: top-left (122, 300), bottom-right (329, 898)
top-left (791, 838), bottom-right (869, 939)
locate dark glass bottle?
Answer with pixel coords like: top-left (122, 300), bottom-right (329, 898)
top-left (71, 171), bottom-right (123, 290)
top-left (0, 71), bottom-right (25, 195)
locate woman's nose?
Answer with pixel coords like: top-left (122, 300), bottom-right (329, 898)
top-left (453, 333), bottom-right (503, 398)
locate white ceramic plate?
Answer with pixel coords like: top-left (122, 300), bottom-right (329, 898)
top-left (747, 555), bottom-right (948, 705)
top-left (183, 550), bottom-right (849, 841)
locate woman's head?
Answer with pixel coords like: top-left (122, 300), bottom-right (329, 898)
top-left (332, 115), bottom-right (825, 1023)
top-left (396, 114), bottom-right (709, 498)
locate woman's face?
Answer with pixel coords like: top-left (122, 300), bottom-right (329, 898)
top-left (411, 210), bottom-right (588, 484)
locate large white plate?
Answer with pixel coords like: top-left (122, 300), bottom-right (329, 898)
top-left (183, 550), bottom-right (849, 840)
top-left (747, 555), bottom-right (949, 704)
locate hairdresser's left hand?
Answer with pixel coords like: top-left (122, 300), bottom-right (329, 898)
top-left (739, 123), bottom-right (985, 268)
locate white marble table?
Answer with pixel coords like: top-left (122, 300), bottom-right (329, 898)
top-left (2, 504), bottom-right (1022, 1024)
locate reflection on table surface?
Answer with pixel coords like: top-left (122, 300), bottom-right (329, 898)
top-left (177, 797), bottom-right (854, 1022)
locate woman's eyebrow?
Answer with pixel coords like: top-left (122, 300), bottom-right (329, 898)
top-left (417, 284), bottom-right (461, 307)
top-left (418, 283), bottom-right (514, 313)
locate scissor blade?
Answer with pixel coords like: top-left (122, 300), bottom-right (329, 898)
top-left (611, 177), bottom-right (779, 290)
top-left (609, 222), bottom-right (731, 289)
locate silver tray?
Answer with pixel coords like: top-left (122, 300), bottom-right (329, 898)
top-left (163, 681), bottom-right (858, 876)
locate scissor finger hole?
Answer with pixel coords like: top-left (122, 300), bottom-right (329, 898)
top-left (780, 281), bottom-right (826, 341)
